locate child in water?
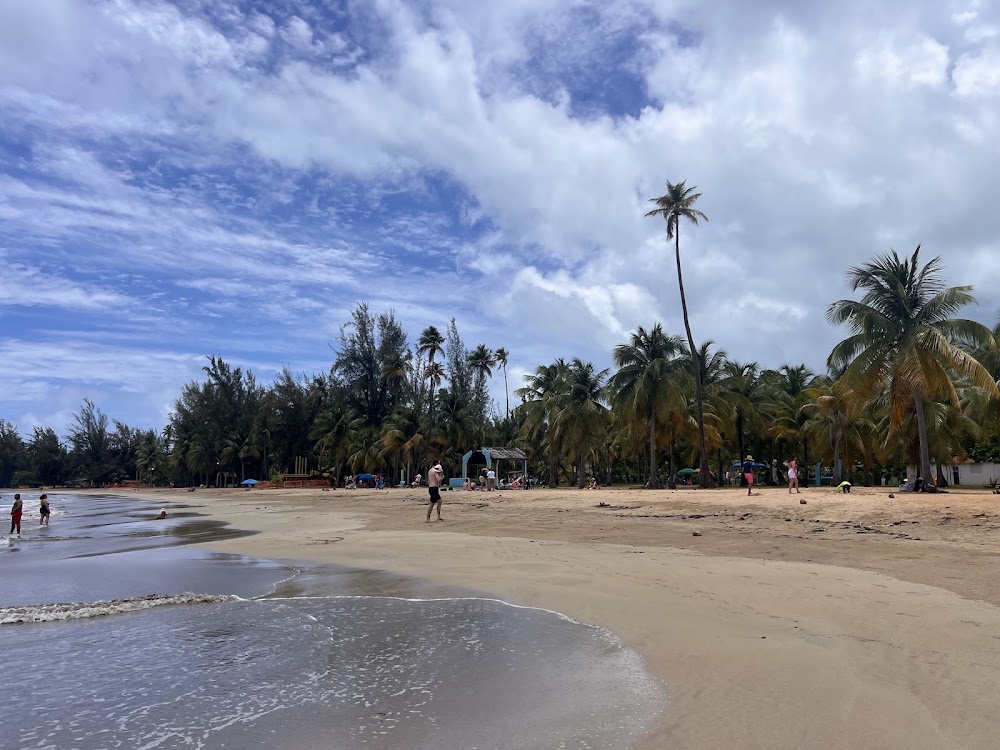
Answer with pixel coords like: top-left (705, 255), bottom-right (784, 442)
top-left (10, 494), bottom-right (22, 535)
top-left (39, 494), bottom-right (50, 526)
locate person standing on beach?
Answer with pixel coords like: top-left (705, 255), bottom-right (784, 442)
top-left (486, 468), bottom-right (496, 492)
top-left (426, 463), bottom-right (444, 523)
top-left (39, 494), bottom-right (51, 526)
top-left (787, 457), bottom-right (800, 494)
top-left (10, 494), bottom-right (23, 535)
top-left (742, 455), bottom-right (755, 496)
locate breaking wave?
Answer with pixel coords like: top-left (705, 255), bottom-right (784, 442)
top-left (1, 593), bottom-right (239, 625)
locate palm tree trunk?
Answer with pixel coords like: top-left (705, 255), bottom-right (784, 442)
top-left (736, 411), bottom-right (745, 466)
top-left (647, 415), bottom-right (657, 488)
top-left (668, 441), bottom-right (676, 489)
top-left (503, 365), bottom-right (510, 420)
top-left (674, 227), bottom-right (710, 488)
top-left (913, 389), bottom-right (935, 489)
top-left (803, 436), bottom-right (809, 486)
top-left (548, 434), bottom-right (558, 487)
top-left (578, 439), bottom-right (586, 488)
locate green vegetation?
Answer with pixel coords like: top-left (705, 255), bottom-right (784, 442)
top-left (1, 249), bottom-right (998, 490)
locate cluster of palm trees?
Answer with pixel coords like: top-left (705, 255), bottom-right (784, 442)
top-left (512, 243), bottom-right (1000, 490)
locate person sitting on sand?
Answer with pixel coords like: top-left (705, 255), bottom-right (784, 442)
top-left (412, 473), bottom-right (422, 488)
top-left (588, 478), bottom-right (599, 490)
top-left (39, 494), bottom-right (51, 526)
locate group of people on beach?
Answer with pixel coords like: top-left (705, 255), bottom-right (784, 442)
top-left (8, 493), bottom-right (50, 535)
top-left (741, 455), bottom-right (801, 496)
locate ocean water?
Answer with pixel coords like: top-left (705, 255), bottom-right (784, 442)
top-left (2, 493), bottom-right (664, 749)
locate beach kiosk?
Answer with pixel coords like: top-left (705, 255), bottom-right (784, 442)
top-left (458, 447), bottom-right (528, 488)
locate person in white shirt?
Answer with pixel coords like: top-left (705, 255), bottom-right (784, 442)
top-left (486, 468), bottom-right (496, 491)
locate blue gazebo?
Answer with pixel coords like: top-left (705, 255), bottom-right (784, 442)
top-left (461, 447), bottom-right (528, 484)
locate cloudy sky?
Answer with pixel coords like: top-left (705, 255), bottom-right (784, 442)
top-left (3, 0), bottom-right (1000, 435)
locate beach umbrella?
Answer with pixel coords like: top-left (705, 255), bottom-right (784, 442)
top-left (240, 479), bottom-right (258, 485)
top-left (676, 468), bottom-right (697, 475)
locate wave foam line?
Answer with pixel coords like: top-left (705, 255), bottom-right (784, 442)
top-left (261, 595), bottom-right (583, 625)
top-left (1, 593), bottom-right (241, 625)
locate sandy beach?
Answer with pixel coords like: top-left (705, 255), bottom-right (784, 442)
top-left (127, 483), bottom-right (1000, 749)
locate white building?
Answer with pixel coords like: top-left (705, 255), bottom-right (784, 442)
top-left (906, 462), bottom-right (1000, 488)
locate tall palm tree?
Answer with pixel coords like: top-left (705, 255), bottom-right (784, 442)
top-left (611, 323), bottom-right (686, 488)
top-left (827, 246), bottom-right (998, 488)
top-left (418, 326), bottom-right (446, 428)
top-left (425, 361), bottom-right (447, 428)
top-left (468, 344), bottom-right (495, 379)
top-left (494, 347), bottom-right (510, 419)
top-left (416, 326), bottom-right (445, 365)
top-left (646, 181), bottom-right (711, 487)
top-left (552, 359), bottom-right (609, 488)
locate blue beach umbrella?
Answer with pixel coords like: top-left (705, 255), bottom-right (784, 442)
top-left (240, 479), bottom-right (258, 485)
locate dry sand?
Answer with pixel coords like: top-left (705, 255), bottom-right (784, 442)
top-left (130, 483), bottom-right (1000, 749)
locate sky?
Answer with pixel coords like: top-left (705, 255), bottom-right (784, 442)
top-left (3, 0), bottom-right (1000, 436)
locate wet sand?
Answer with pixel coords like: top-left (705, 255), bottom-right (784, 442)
top-left (122, 483), bottom-right (1000, 749)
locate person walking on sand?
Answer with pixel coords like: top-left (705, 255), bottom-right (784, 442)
top-left (10, 494), bottom-right (23, 536)
top-left (39, 494), bottom-right (51, 526)
top-left (426, 463), bottom-right (444, 523)
top-left (742, 455), bottom-right (755, 496)
top-left (787, 456), bottom-right (800, 494)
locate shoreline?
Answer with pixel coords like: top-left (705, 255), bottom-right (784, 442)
top-left (115, 484), bottom-right (1000, 749)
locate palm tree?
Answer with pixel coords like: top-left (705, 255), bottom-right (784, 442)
top-left (799, 381), bottom-right (871, 483)
top-left (719, 360), bottom-right (761, 463)
top-left (696, 341), bottom-right (733, 482)
top-left (552, 359), bottom-right (609, 488)
top-left (417, 326), bottom-right (446, 428)
top-left (827, 246), bottom-right (998, 488)
top-left (417, 326), bottom-right (445, 364)
top-left (381, 408), bottom-right (426, 484)
top-left (611, 324), bottom-right (686, 488)
top-left (310, 406), bottom-right (356, 483)
top-left (425, 361), bottom-right (447, 428)
top-left (468, 344), bottom-right (495, 379)
top-left (517, 359), bottom-right (570, 487)
top-left (494, 347), bottom-right (510, 419)
top-left (646, 181), bottom-right (711, 487)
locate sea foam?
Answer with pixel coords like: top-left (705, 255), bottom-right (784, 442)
top-left (0, 592), bottom-right (238, 625)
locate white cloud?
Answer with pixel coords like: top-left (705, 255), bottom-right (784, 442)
top-left (3, 0), bottom-right (1000, 430)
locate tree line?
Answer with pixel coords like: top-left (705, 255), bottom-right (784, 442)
top-left (1, 245), bottom-right (999, 491)
top-left (3, 178), bottom-right (999, 492)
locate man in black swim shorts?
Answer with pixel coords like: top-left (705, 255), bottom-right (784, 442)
top-left (426, 462), bottom-right (444, 523)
